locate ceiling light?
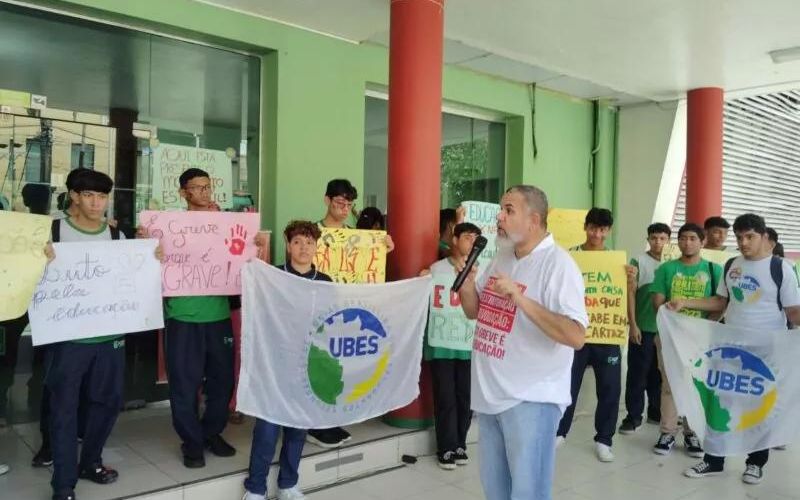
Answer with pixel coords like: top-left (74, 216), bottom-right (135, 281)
top-left (769, 46), bottom-right (800, 64)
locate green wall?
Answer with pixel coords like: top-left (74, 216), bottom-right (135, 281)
top-left (36, 0), bottom-right (615, 256)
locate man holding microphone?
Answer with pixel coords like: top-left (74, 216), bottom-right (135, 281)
top-left (456, 185), bottom-right (589, 500)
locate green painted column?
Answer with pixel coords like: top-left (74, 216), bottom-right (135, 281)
top-left (592, 99), bottom-right (616, 211)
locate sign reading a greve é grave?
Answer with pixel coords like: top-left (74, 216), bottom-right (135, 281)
top-left (570, 250), bottom-right (628, 346)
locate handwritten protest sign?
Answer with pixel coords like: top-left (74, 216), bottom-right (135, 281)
top-left (150, 144), bottom-right (233, 210)
top-left (0, 212), bottom-right (51, 321)
top-left (462, 201), bottom-right (500, 269)
top-left (661, 243), bottom-right (737, 266)
top-left (140, 210), bottom-right (260, 296)
top-left (571, 250), bottom-right (628, 345)
top-left (549, 208), bottom-right (589, 249)
top-left (314, 228), bottom-right (387, 283)
top-left (427, 267), bottom-right (475, 351)
top-left (28, 240), bottom-right (163, 345)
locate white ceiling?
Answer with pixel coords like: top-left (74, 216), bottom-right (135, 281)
top-left (197, 0), bottom-right (800, 104)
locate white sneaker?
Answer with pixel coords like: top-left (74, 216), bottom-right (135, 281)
top-left (278, 486), bottom-right (306, 500)
top-left (742, 464), bottom-right (763, 485)
top-left (555, 436), bottom-right (565, 449)
top-left (0, 463), bottom-right (9, 476)
top-left (595, 443), bottom-right (614, 462)
top-left (243, 491), bottom-right (266, 500)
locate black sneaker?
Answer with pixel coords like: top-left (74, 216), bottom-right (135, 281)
top-left (335, 427), bottom-right (352, 443)
top-left (205, 434), bottom-right (236, 457)
top-left (454, 447), bottom-right (469, 465)
top-left (618, 418), bottom-right (641, 435)
top-left (52, 491), bottom-right (76, 500)
top-left (181, 444), bottom-right (205, 469)
top-left (742, 464), bottom-right (763, 484)
top-left (78, 464), bottom-right (119, 485)
top-left (32, 445), bottom-right (53, 467)
top-left (307, 428), bottom-right (345, 449)
top-left (653, 433), bottom-right (675, 455)
top-left (437, 451), bottom-right (456, 470)
top-left (683, 433), bottom-right (704, 458)
top-left (684, 460), bottom-right (724, 478)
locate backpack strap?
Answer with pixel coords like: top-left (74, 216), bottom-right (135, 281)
top-left (50, 219), bottom-right (61, 243)
top-left (110, 225), bottom-right (121, 241)
top-left (708, 260), bottom-right (718, 297)
top-left (770, 256), bottom-right (784, 311)
top-left (722, 257), bottom-right (735, 295)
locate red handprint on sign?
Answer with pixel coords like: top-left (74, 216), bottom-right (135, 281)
top-left (225, 224), bottom-right (248, 255)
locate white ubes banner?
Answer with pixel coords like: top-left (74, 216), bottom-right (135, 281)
top-left (28, 240), bottom-right (164, 345)
top-left (237, 260), bottom-right (431, 428)
top-left (658, 308), bottom-right (800, 455)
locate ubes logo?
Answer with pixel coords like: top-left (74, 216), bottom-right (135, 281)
top-left (305, 307), bottom-right (391, 408)
top-left (729, 267), bottom-right (762, 303)
top-left (692, 347), bottom-right (777, 432)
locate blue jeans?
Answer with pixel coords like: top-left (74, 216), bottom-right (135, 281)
top-left (479, 402), bottom-right (560, 500)
top-left (244, 418), bottom-right (307, 495)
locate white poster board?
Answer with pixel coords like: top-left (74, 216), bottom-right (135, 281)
top-left (28, 240), bottom-right (164, 345)
top-left (150, 143), bottom-right (233, 210)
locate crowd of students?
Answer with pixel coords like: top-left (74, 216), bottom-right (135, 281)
top-left (2, 172), bottom-right (798, 500)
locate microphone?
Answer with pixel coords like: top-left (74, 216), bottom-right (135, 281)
top-left (451, 235), bottom-right (488, 293)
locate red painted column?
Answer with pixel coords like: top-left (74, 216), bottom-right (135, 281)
top-left (383, 0), bottom-right (444, 429)
top-left (686, 88), bottom-right (724, 224)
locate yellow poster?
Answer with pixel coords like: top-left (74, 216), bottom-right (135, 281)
top-left (700, 248), bottom-right (738, 266)
top-left (661, 243), bottom-right (737, 266)
top-left (314, 228), bottom-right (387, 284)
top-left (549, 208), bottom-right (588, 249)
top-left (0, 212), bottom-right (51, 321)
top-left (571, 250), bottom-right (628, 345)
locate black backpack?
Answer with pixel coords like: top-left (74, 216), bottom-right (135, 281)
top-left (51, 219), bottom-right (121, 243)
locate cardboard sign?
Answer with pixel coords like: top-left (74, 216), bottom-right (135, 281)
top-left (427, 267), bottom-right (475, 351)
top-left (662, 243), bottom-right (737, 266)
top-left (0, 212), bottom-right (51, 321)
top-left (28, 240), bottom-right (164, 345)
top-left (140, 210), bottom-right (260, 296)
top-left (461, 201), bottom-right (500, 269)
top-left (571, 250), bottom-right (628, 345)
top-left (314, 228), bottom-right (387, 283)
top-left (549, 208), bottom-right (589, 249)
top-left (150, 144), bottom-right (233, 210)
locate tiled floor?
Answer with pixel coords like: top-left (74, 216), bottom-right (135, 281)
top-left (2, 397), bottom-right (799, 499)
top-left (307, 415), bottom-right (800, 500)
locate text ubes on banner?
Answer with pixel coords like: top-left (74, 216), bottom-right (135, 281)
top-left (140, 210), bottom-right (260, 296)
top-left (462, 201), bottom-right (500, 269)
top-left (314, 228), bottom-right (387, 283)
top-left (150, 143), bottom-right (233, 210)
top-left (549, 208), bottom-right (589, 250)
top-left (236, 261), bottom-right (431, 428)
top-left (0, 211), bottom-right (51, 321)
top-left (570, 250), bottom-right (628, 345)
top-left (657, 309), bottom-right (800, 455)
top-left (28, 240), bottom-right (164, 346)
top-left (427, 267), bottom-right (475, 351)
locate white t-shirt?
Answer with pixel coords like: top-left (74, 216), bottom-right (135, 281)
top-left (58, 218), bottom-right (126, 243)
top-left (717, 255), bottom-right (800, 330)
top-left (632, 252), bottom-right (661, 289)
top-left (471, 234), bottom-right (589, 415)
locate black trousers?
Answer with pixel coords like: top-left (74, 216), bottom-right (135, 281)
top-left (430, 359), bottom-right (471, 454)
top-left (557, 344), bottom-right (622, 446)
top-left (165, 318), bottom-right (234, 456)
top-left (0, 314), bottom-right (27, 421)
top-left (47, 340), bottom-right (125, 495)
top-left (705, 449), bottom-right (769, 469)
top-left (624, 332), bottom-right (661, 423)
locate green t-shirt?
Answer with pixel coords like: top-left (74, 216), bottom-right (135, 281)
top-left (652, 259), bottom-right (722, 320)
top-left (630, 253), bottom-right (662, 333)
top-left (165, 296), bottom-right (231, 323)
